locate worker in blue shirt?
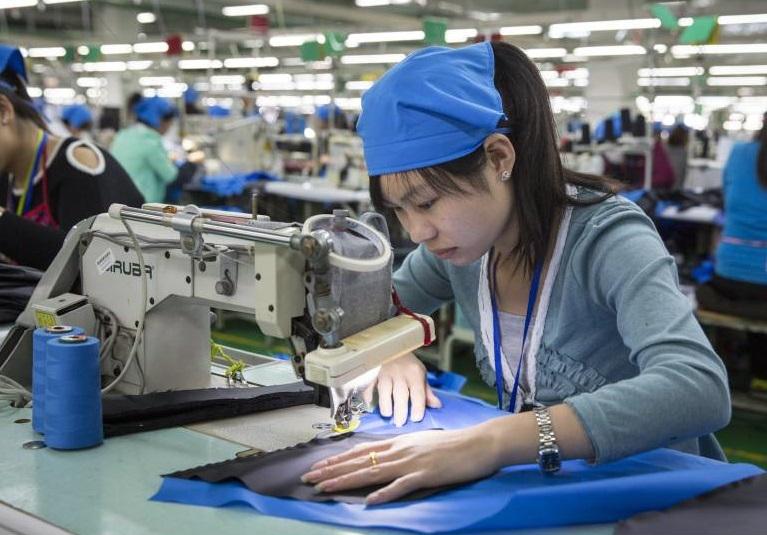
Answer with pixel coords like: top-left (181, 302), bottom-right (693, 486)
top-left (301, 42), bottom-right (730, 505)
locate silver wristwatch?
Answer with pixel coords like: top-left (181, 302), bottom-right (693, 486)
top-left (533, 406), bottom-right (561, 474)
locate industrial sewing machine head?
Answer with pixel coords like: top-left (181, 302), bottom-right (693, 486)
top-left (0, 202), bottom-right (433, 431)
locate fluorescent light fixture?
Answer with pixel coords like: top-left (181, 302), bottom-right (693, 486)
top-left (707, 76), bottom-right (767, 86)
top-left (573, 45), bottom-right (646, 56)
top-left (538, 70), bottom-right (559, 80)
top-left (573, 78), bottom-right (589, 87)
top-left (210, 75), bottom-right (246, 85)
top-left (0, 1), bottom-right (37, 8)
top-left (340, 53), bottom-right (406, 64)
top-left (549, 18), bottom-right (659, 38)
top-left (42, 0), bottom-right (87, 4)
top-left (139, 76), bottom-right (176, 86)
top-left (678, 17), bottom-right (693, 27)
top-left (500, 25), bottom-right (543, 36)
top-left (445, 28), bottom-right (478, 43)
top-left (563, 68), bottom-right (589, 79)
top-left (101, 44), bottom-right (133, 55)
top-left (43, 88), bottom-right (76, 99)
top-left (355, 0), bottom-right (411, 6)
top-left (28, 47), bottom-right (66, 58)
top-left (346, 80), bottom-right (375, 91)
top-left (137, 12), bottom-right (156, 24)
top-left (26, 86), bottom-right (42, 98)
top-left (524, 48), bottom-right (567, 59)
top-left (653, 44), bottom-right (668, 53)
top-left (269, 34), bottom-right (321, 47)
top-left (672, 44), bottom-right (767, 56)
top-left (545, 78), bottom-right (569, 87)
top-left (76, 77), bottom-right (106, 87)
top-left (346, 31), bottom-right (424, 45)
top-left (128, 60), bottom-right (153, 70)
top-left (82, 61), bottom-right (127, 72)
top-left (133, 42), bottom-right (168, 54)
top-left (638, 67), bottom-right (703, 77)
top-left (718, 13), bottom-right (767, 25)
top-left (223, 56), bottom-right (279, 68)
top-left (77, 45), bottom-right (90, 55)
top-left (222, 4), bottom-right (269, 16)
top-left (709, 65), bottom-right (767, 76)
top-left (562, 54), bottom-right (588, 62)
top-left (637, 77), bottom-right (691, 87)
top-left (259, 73), bottom-right (292, 83)
top-left (179, 59), bottom-right (223, 69)
top-left (182, 41), bottom-right (196, 52)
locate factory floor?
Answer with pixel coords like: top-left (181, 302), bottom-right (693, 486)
top-left (212, 316), bottom-right (767, 469)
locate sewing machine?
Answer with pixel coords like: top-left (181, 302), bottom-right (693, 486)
top-left (0, 203), bottom-right (433, 430)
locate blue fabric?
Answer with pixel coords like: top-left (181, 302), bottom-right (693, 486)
top-left (151, 391), bottom-right (761, 533)
top-left (61, 104), bottom-right (92, 129)
top-left (716, 141), bottom-right (767, 285)
top-left (184, 86), bottom-right (199, 105)
top-left (426, 371), bottom-right (466, 393)
top-left (356, 42), bottom-right (507, 176)
top-left (133, 97), bottom-right (178, 129)
top-left (0, 44), bottom-right (27, 82)
top-left (314, 103), bottom-right (342, 122)
top-left (200, 171), bottom-right (278, 197)
top-left (207, 104), bottom-right (231, 117)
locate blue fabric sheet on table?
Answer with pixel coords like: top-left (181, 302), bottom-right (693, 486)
top-left (151, 391), bottom-right (763, 533)
top-left (199, 171), bottom-right (279, 197)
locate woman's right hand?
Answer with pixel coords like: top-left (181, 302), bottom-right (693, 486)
top-left (364, 352), bottom-right (442, 427)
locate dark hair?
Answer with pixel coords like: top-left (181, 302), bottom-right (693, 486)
top-left (667, 125), bottom-right (689, 147)
top-left (126, 91), bottom-right (142, 114)
top-left (757, 113), bottom-right (767, 188)
top-left (0, 71), bottom-right (47, 131)
top-left (370, 41), bottom-right (616, 275)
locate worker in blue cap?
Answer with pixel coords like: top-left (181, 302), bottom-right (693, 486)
top-left (60, 103), bottom-right (93, 139)
top-left (301, 42), bottom-right (730, 504)
top-left (111, 96), bottom-right (180, 203)
top-left (0, 43), bottom-right (143, 270)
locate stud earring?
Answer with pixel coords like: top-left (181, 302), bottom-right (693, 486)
top-left (500, 170), bottom-right (511, 181)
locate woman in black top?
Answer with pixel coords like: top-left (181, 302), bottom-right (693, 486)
top-left (0, 44), bottom-right (144, 271)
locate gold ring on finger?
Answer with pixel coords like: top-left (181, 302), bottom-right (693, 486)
top-left (369, 451), bottom-right (378, 467)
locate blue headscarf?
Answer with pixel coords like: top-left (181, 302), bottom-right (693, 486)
top-left (133, 96), bottom-right (178, 129)
top-left (61, 104), bottom-right (93, 129)
top-left (0, 44), bottom-right (27, 92)
top-left (314, 103), bottom-right (343, 122)
top-left (356, 42), bottom-right (508, 176)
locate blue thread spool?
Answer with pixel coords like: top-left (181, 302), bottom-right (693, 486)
top-left (44, 335), bottom-right (103, 450)
top-left (32, 325), bottom-right (83, 434)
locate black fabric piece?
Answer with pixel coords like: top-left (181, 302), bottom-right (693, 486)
top-left (615, 473), bottom-right (767, 535)
top-left (0, 137), bottom-right (145, 271)
top-left (102, 382), bottom-right (316, 437)
top-left (167, 431), bottom-right (458, 504)
top-left (696, 275), bottom-right (767, 321)
top-left (0, 263), bottom-right (41, 322)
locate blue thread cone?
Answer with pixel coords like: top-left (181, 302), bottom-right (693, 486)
top-left (32, 326), bottom-right (83, 434)
top-left (44, 335), bottom-right (103, 450)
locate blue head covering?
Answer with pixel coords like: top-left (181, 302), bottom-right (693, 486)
top-left (183, 86), bottom-right (199, 105)
top-left (356, 42), bottom-right (507, 176)
top-left (314, 103), bottom-right (343, 122)
top-left (61, 104), bottom-right (93, 129)
top-left (0, 44), bottom-right (27, 92)
top-left (133, 96), bottom-right (178, 129)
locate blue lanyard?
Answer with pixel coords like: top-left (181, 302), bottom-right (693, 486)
top-left (489, 252), bottom-right (544, 412)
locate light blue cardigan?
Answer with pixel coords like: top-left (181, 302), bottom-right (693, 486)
top-left (394, 188), bottom-right (730, 463)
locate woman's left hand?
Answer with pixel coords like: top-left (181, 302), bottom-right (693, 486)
top-left (300, 428), bottom-right (500, 505)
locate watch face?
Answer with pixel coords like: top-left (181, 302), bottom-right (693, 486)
top-left (539, 447), bottom-right (561, 473)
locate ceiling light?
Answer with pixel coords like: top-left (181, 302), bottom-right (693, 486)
top-left (355, 0), bottom-right (411, 6)
top-left (637, 77), bottom-right (690, 87)
top-left (549, 18), bottom-right (659, 38)
top-left (133, 42), bottom-right (168, 54)
top-left (637, 67), bottom-right (703, 77)
top-left (223, 57), bottom-right (279, 68)
top-left (28, 47), bottom-right (66, 58)
top-left (500, 25), bottom-right (543, 36)
top-left (139, 76), bottom-right (176, 86)
top-left (128, 61), bottom-right (153, 70)
top-left (182, 41), bottom-right (195, 52)
top-left (269, 34), bottom-right (321, 47)
top-left (445, 28), bottom-right (478, 43)
top-left (81, 61), bottom-right (127, 72)
top-left (653, 44), bottom-right (668, 53)
top-left (346, 81), bottom-right (375, 91)
top-left (707, 76), bottom-right (767, 86)
top-left (210, 75), bottom-right (246, 85)
top-left (77, 45), bottom-right (90, 55)
top-left (718, 13), bottom-right (767, 25)
top-left (76, 77), bottom-right (106, 88)
top-left (672, 44), bottom-right (767, 56)
top-left (101, 44), bottom-right (133, 55)
top-left (340, 53), bottom-right (406, 64)
top-left (42, 0), bottom-right (87, 4)
top-left (573, 45), bottom-right (646, 56)
top-left (178, 59), bottom-right (222, 70)
top-left (709, 65), bottom-right (767, 76)
top-left (524, 48), bottom-right (567, 59)
top-left (346, 31), bottom-right (424, 45)
top-left (0, 1), bottom-right (37, 8)
top-left (222, 4), bottom-right (269, 16)
top-left (136, 12), bottom-right (156, 24)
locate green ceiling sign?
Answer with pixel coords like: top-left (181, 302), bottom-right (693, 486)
top-left (423, 18), bottom-right (447, 45)
top-left (680, 16), bottom-right (718, 44)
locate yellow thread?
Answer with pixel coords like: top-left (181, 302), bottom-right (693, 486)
top-left (210, 339), bottom-right (245, 382)
top-left (34, 311), bottom-right (57, 328)
top-left (332, 418), bottom-right (360, 434)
